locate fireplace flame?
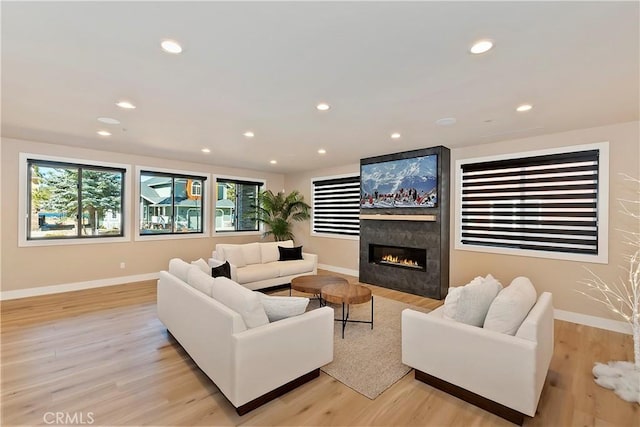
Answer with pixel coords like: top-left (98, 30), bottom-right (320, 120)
top-left (381, 254), bottom-right (420, 267)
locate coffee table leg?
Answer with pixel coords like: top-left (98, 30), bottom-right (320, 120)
top-left (341, 302), bottom-right (346, 339)
top-left (371, 296), bottom-right (374, 330)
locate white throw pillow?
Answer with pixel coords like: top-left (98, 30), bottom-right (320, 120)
top-left (211, 277), bottom-right (269, 328)
top-left (191, 258), bottom-right (210, 275)
top-left (256, 293), bottom-right (310, 322)
top-left (443, 274), bottom-right (502, 327)
top-left (484, 276), bottom-right (538, 335)
top-left (187, 267), bottom-right (215, 296)
top-left (224, 246), bottom-right (247, 268)
top-left (242, 243), bottom-right (262, 265)
top-left (168, 258), bottom-right (192, 282)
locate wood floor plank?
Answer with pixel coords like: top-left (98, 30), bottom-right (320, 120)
top-left (1, 274), bottom-right (638, 426)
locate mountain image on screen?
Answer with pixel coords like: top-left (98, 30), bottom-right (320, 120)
top-left (361, 155), bottom-right (437, 208)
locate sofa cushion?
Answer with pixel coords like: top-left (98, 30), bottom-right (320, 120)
top-left (235, 263), bottom-right (280, 284)
top-left (211, 277), bottom-right (269, 328)
top-left (443, 274), bottom-right (502, 327)
top-left (272, 259), bottom-right (315, 276)
top-left (279, 245), bottom-right (303, 261)
top-left (261, 240), bottom-right (293, 263)
top-left (190, 258), bottom-right (210, 274)
top-left (187, 267), bottom-right (215, 296)
top-left (242, 242), bottom-right (262, 265)
top-left (211, 261), bottom-right (231, 279)
top-left (484, 276), bottom-right (537, 335)
top-left (225, 246), bottom-right (247, 268)
top-left (256, 293), bottom-right (310, 322)
top-left (169, 258), bottom-right (192, 282)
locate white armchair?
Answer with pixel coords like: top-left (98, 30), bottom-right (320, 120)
top-left (402, 292), bottom-right (553, 425)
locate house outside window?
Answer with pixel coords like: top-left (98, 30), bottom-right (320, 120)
top-left (455, 142), bottom-right (609, 263)
top-left (139, 171), bottom-right (205, 234)
top-left (27, 159), bottom-right (125, 240)
top-left (215, 178), bottom-right (263, 232)
top-left (311, 174), bottom-right (360, 239)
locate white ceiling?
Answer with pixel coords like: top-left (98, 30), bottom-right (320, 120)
top-left (2, 1), bottom-right (638, 174)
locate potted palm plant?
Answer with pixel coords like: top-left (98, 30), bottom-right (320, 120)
top-left (250, 189), bottom-right (311, 242)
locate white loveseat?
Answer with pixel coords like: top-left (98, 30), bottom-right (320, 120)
top-left (157, 259), bottom-right (333, 415)
top-left (402, 292), bottom-right (554, 425)
top-left (208, 240), bottom-right (317, 290)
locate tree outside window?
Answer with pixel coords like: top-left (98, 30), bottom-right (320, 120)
top-left (28, 160), bottom-right (124, 240)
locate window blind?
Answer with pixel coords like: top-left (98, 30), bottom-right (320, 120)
top-left (460, 149), bottom-right (599, 255)
top-left (312, 175), bottom-right (360, 236)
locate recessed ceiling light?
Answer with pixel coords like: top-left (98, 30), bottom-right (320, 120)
top-left (97, 117), bottom-right (120, 125)
top-left (270, 160), bottom-right (277, 164)
top-left (470, 39), bottom-right (493, 54)
top-left (161, 39), bottom-right (183, 54)
top-left (316, 103), bottom-right (330, 111)
top-left (116, 100), bottom-right (136, 109)
top-left (390, 132), bottom-right (401, 139)
top-left (516, 104), bottom-right (533, 112)
top-left (318, 148), bottom-right (327, 154)
top-left (201, 148), bottom-right (211, 153)
top-left (97, 130), bottom-right (111, 136)
top-left (243, 131), bottom-right (255, 138)
top-left (436, 117), bottom-right (457, 126)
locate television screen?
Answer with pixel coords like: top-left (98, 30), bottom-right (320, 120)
top-left (361, 154), bottom-right (438, 208)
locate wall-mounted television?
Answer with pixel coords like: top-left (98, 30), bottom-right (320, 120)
top-left (361, 154), bottom-right (438, 208)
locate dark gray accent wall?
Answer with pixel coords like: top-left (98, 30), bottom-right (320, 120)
top-left (359, 146), bottom-right (450, 299)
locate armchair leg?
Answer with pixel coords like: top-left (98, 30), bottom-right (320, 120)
top-left (414, 370), bottom-right (525, 426)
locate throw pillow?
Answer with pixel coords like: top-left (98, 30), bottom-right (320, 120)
top-left (224, 246), bottom-right (247, 267)
top-left (484, 276), bottom-right (538, 335)
top-left (168, 258), bottom-right (191, 282)
top-left (443, 274), bottom-right (502, 327)
top-left (190, 258), bottom-right (210, 274)
top-left (256, 293), bottom-right (310, 322)
top-left (187, 267), bottom-right (215, 296)
top-left (211, 276), bottom-right (269, 329)
top-left (242, 243), bottom-right (262, 265)
top-left (278, 245), bottom-right (303, 261)
top-left (211, 261), bottom-right (231, 279)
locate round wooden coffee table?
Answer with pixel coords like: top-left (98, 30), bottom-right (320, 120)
top-left (290, 275), bottom-right (348, 305)
top-left (321, 283), bottom-right (373, 338)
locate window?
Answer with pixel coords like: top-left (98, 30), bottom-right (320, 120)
top-left (27, 159), bottom-right (125, 240)
top-left (312, 174), bottom-right (360, 237)
top-left (456, 143), bottom-right (608, 263)
top-left (215, 178), bottom-right (263, 232)
top-left (140, 171), bottom-right (205, 234)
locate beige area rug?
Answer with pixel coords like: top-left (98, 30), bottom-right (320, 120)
top-left (304, 294), bottom-right (430, 399)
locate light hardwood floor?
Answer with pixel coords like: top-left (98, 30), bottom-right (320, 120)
top-left (1, 272), bottom-right (638, 426)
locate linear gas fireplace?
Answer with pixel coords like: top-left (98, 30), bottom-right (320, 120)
top-left (369, 244), bottom-right (426, 272)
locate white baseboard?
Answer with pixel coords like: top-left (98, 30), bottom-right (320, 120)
top-left (318, 263), bottom-right (359, 278)
top-left (554, 309), bottom-right (632, 335)
top-left (0, 273), bottom-right (159, 301)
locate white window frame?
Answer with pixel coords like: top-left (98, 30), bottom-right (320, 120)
top-left (135, 165), bottom-right (211, 241)
top-left (213, 174), bottom-right (265, 236)
top-left (454, 142), bottom-right (609, 264)
top-left (18, 152), bottom-right (132, 247)
top-left (310, 173), bottom-right (360, 241)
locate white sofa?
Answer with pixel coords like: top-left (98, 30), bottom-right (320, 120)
top-left (157, 261), bottom-right (333, 415)
top-left (402, 292), bottom-right (554, 425)
top-left (208, 240), bottom-right (317, 290)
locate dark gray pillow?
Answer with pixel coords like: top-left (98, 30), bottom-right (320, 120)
top-left (211, 261), bottom-right (231, 279)
top-left (278, 246), bottom-right (303, 261)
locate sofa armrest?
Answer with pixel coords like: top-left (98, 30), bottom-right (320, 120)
top-left (230, 306), bottom-right (333, 407)
top-left (302, 252), bottom-right (318, 274)
top-left (208, 257), bottom-right (239, 282)
top-left (402, 307), bottom-right (540, 416)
